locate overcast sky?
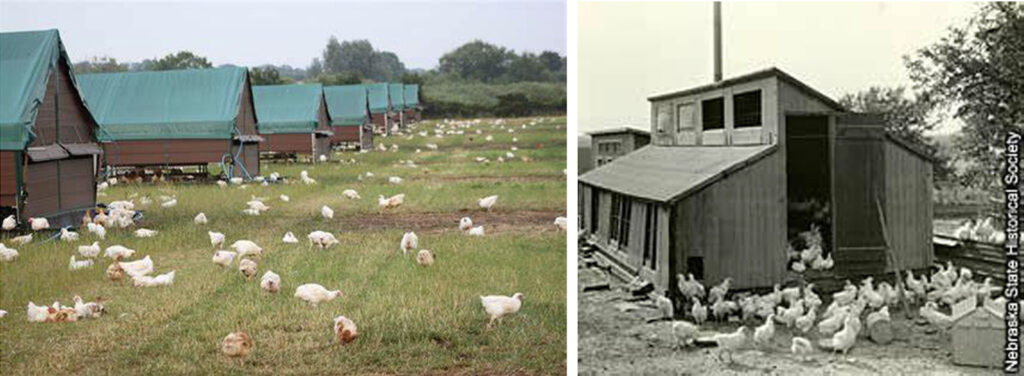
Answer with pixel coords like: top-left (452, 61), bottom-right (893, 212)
top-left (0, 0), bottom-right (566, 70)
top-left (578, 2), bottom-right (979, 136)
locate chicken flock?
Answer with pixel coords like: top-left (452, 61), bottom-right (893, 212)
top-left (0, 117), bottom-right (565, 364)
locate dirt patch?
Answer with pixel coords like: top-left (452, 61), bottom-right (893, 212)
top-left (577, 266), bottom-right (997, 376)
top-left (339, 209), bottom-right (564, 235)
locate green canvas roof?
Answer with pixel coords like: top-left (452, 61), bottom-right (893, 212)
top-left (388, 83), bottom-right (405, 111)
top-left (366, 83), bottom-right (389, 114)
top-left (78, 66), bottom-right (248, 141)
top-left (252, 83), bottom-right (323, 134)
top-left (0, 29), bottom-right (78, 150)
top-left (403, 84), bottom-right (419, 107)
top-left (324, 85), bottom-right (369, 127)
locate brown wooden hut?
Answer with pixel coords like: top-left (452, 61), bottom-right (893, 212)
top-left (253, 84), bottom-right (332, 161)
top-left (0, 29), bottom-right (103, 228)
top-left (579, 68), bottom-right (935, 294)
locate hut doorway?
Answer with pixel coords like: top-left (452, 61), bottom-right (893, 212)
top-left (785, 115), bottom-right (833, 254)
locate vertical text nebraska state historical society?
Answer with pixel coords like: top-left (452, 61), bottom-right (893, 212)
top-left (1006, 130), bottom-right (1020, 373)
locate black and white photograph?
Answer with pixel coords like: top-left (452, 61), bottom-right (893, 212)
top-left (577, 2), bottom-right (1020, 374)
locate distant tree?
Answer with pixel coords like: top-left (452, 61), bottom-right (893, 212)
top-left (73, 56), bottom-right (128, 73)
top-left (400, 72), bottom-right (425, 86)
top-left (838, 86), bottom-right (953, 183)
top-left (319, 38), bottom-right (406, 82)
top-left (148, 51), bottom-right (212, 71)
top-left (905, 2), bottom-right (1024, 195)
top-left (538, 51), bottom-right (566, 73)
top-left (314, 72), bottom-right (362, 86)
top-left (438, 40), bottom-right (513, 83)
top-left (250, 66), bottom-right (284, 85)
top-left (308, 57), bottom-right (324, 78)
top-left (504, 53), bottom-right (553, 82)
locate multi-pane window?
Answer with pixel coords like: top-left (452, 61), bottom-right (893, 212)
top-left (733, 90), bottom-right (762, 128)
top-left (597, 141), bottom-right (621, 155)
top-left (657, 105), bottom-right (672, 133)
top-left (609, 194), bottom-right (621, 242)
top-left (590, 191), bottom-right (600, 233)
top-left (676, 103), bottom-right (695, 133)
top-left (609, 194), bottom-right (631, 247)
top-left (702, 97), bottom-right (725, 130)
top-left (642, 203), bottom-right (658, 270)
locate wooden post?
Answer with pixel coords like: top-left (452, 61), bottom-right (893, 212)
top-left (876, 196), bottom-right (911, 317)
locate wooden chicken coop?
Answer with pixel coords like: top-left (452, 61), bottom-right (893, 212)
top-left (0, 29), bottom-right (103, 228)
top-left (389, 83), bottom-right (406, 130)
top-left (77, 66), bottom-right (261, 179)
top-left (579, 68), bottom-right (935, 294)
top-left (365, 83), bottom-right (392, 135)
top-left (323, 84), bottom-right (374, 150)
top-left (253, 83), bottom-right (332, 161)
top-left (403, 84), bottom-right (421, 123)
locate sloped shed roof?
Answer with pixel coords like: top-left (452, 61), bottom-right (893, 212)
top-left (404, 84), bottom-right (419, 107)
top-left (78, 67), bottom-right (248, 141)
top-left (0, 29), bottom-right (89, 150)
top-left (324, 85), bottom-right (369, 126)
top-left (253, 83), bottom-right (323, 134)
top-left (389, 83), bottom-right (405, 111)
top-left (579, 145), bottom-right (776, 202)
top-left (366, 83), bottom-right (389, 114)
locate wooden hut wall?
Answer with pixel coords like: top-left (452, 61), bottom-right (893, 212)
top-left (103, 140), bottom-right (227, 166)
top-left (262, 134), bottom-right (312, 154)
top-left (883, 139), bottom-right (934, 271)
top-left (671, 151), bottom-right (787, 290)
top-left (0, 151), bottom-right (16, 206)
top-left (236, 76), bottom-right (258, 136)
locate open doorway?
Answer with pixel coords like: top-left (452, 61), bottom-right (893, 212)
top-left (785, 115), bottom-right (833, 255)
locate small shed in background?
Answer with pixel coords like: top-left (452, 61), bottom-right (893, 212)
top-left (0, 29), bottom-right (103, 228)
top-left (78, 66), bottom-right (261, 179)
top-left (389, 83), bottom-right (406, 131)
top-left (252, 83), bottom-right (332, 162)
top-left (324, 85), bottom-right (374, 150)
top-left (952, 306), bottom-right (1003, 368)
top-left (403, 84), bottom-right (421, 123)
top-left (588, 127), bottom-right (650, 168)
top-left (365, 83), bottom-right (391, 135)
top-left (579, 68), bottom-right (934, 295)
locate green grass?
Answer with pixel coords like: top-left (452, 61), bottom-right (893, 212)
top-left (0, 116), bottom-right (567, 375)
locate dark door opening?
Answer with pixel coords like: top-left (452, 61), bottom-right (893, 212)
top-left (785, 115), bottom-right (833, 254)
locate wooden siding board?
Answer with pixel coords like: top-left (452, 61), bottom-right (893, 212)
top-left (103, 140), bottom-right (228, 166)
top-left (237, 76), bottom-right (258, 136)
top-left (58, 157), bottom-right (95, 210)
top-left (55, 59), bottom-right (94, 144)
top-left (0, 151), bottom-right (16, 206)
top-left (884, 141), bottom-right (934, 271)
top-left (23, 161), bottom-right (60, 217)
top-left (262, 134), bottom-right (313, 154)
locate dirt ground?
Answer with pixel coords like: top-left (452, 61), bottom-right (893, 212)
top-left (577, 267), bottom-right (1000, 376)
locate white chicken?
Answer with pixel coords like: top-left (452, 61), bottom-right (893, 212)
top-left (321, 205), bottom-right (334, 220)
top-left (160, 199), bottom-right (177, 208)
top-left (230, 240), bottom-right (262, 258)
top-left (416, 249), bottom-right (435, 266)
top-left (239, 259), bottom-right (258, 279)
top-left (468, 226), bottom-right (485, 236)
top-left (194, 212), bottom-right (208, 225)
top-left (294, 283), bottom-right (342, 307)
top-left (753, 314), bottom-right (775, 346)
top-left (791, 337), bottom-right (814, 359)
top-left (134, 228), bottom-right (158, 238)
top-left (704, 326), bottom-right (748, 363)
top-left (478, 195), bottom-right (498, 211)
top-left (72, 296), bottom-right (104, 319)
top-left (307, 231), bottom-right (340, 249)
top-left (820, 317), bottom-right (858, 354)
top-left (300, 170), bottom-right (317, 184)
top-left (866, 306), bottom-right (891, 328)
top-left (2, 215), bottom-right (15, 230)
top-left (459, 217), bottom-right (474, 231)
top-left (919, 301), bottom-right (953, 327)
top-left (261, 270), bottom-right (281, 293)
top-left (709, 278), bottom-right (732, 303)
top-left (60, 228), bottom-right (79, 242)
top-left (342, 189), bottom-right (361, 200)
top-left (282, 232), bottom-right (299, 244)
top-left (691, 297), bottom-right (708, 324)
top-left (388, 176), bottom-right (403, 184)
top-left (378, 194), bottom-right (405, 211)
top-left (279, 194), bottom-right (290, 203)
top-left (400, 231), bottom-right (418, 255)
top-left (120, 255), bottom-right (154, 277)
top-left (27, 301), bottom-right (50, 322)
top-left (133, 270), bottom-right (175, 287)
top-left (104, 245), bottom-right (136, 260)
top-left (28, 217), bottom-right (49, 231)
top-left (0, 243), bottom-right (18, 262)
top-left (87, 222), bottom-right (106, 239)
top-left (69, 255), bottom-right (94, 270)
top-left (480, 293), bottom-right (523, 328)
top-left (553, 216), bottom-right (567, 231)
top-left (672, 320), bottom-right (699, 348)
top-left (212, 250), bottom-right (237, 268)
top-left (209, 231), bottom-right (226, 249)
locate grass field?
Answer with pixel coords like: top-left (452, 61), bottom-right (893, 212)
top-left (0, 116), bottom-right (568, 375)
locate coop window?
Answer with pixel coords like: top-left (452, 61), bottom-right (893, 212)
top-left (590, 191), bottom-right (600, 233)
top-left (677, 103), bottom-right (696, 132)
top-left (701, 97), bottom-right (725, 131)
top-left (642, 203), bottom-right (658, 270)
top-left (733, 90), bottom-right (762, 128)
top-left (598, 141), bottom-right (621, 155)
top-left (609, 194), bottom-right (621, 242)
top-left (687, 256), bottom-right (704, 280)
top-left (608, 194), bottom-right (632, 247)
top-left (656, 105), bottom-right (672, 133)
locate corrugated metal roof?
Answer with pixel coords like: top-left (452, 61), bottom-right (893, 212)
top-left (579, 144), bottom-right (776, 202)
